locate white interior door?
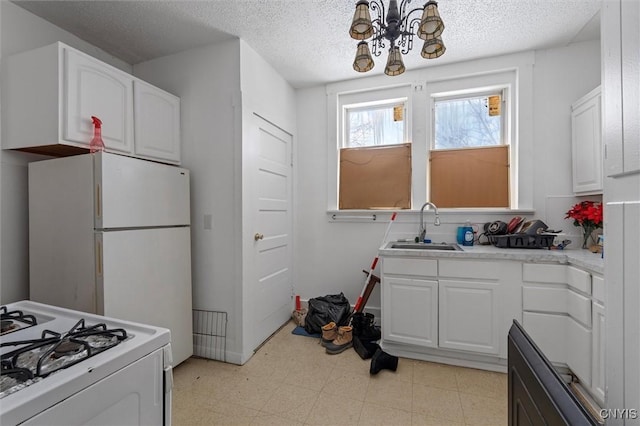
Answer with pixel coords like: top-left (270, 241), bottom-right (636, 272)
top-left (246, 113), bottom-right (293, 352)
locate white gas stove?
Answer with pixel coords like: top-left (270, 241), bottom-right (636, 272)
top-left (0, 300), bottom-right (172, 425)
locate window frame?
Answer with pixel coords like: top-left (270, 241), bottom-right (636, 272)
top-left (326, 51), bottom-right (534, 214)
top-left (427, 74), bottom-right (516, 208)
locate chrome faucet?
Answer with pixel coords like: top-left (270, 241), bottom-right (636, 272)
top-left (418, 202), bottom-right (440, 242)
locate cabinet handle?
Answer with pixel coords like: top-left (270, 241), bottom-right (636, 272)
top-left (254, 233), bottom-right (264, 241)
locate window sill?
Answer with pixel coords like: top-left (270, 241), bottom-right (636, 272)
top-left (327, 208), bottom-right (535, 223)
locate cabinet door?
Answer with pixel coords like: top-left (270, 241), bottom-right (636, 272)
top-left (566, 317), bottom-right (592, 386)
top-left (438, 280), bottom-right (501, 355)
top-left (382, 277), bottom-right (438, 347)
top-left (591, 301), bottom-right (606, 404)
top-left (133, 80), bottom-right (181, 164)
top-left (64, 49), bottom-right (133, 153)
top-left (522, 312), bottom-right (566, 364)
top-left (571, 88), bottom-right (602, 194)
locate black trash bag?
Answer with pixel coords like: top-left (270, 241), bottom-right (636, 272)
top-left (304, 293), bottom-right (351, 335)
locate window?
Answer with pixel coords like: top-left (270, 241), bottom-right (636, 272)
top-left (434, 93), bottom-right (503, 149)
top-left (328, 59), bottom-right (530, 213)
top-left (429, 88), bottom-right (511, 208)
top-left (338, 87), bottom-right (413, 210)
top-left (345, 101), bottom-right (407, 148)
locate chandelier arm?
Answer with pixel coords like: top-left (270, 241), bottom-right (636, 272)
top-left (371, 28), bottom-right (385, 57)
top-left (398, 33), bottom-right (413, 55)
top-left (369, 0), bottom-right (386, 29)
top-left (407, 16), bottom-right (422, 34)
top-left (399, 6), bottom-right (427, 31)
top-left (398, 0), bottom-right (415, 27)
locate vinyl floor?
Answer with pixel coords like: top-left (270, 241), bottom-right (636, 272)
top-left (172, 321), bottom-right (507, 425)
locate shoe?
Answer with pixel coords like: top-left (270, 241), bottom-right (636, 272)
top-left (325, 326), bottom-right (353, 354)
top-left (370, 347), bottom-right (398, 374)
top-left (320, 322), bottom-right (337, 347)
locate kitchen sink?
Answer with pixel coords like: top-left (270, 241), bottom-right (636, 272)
top-left (389, 242), bottom-right (463, 251)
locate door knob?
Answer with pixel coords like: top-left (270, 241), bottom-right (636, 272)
top-left (254, 233), bottom-right (264, 241)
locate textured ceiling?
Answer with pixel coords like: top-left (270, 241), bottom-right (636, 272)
top-left (13, 0), bottom-right (601, 88)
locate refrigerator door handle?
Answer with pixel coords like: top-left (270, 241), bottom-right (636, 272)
top-left (96, 240), bottom-right (103, 276)
top-left (95, 183), bottom-right (102, 218)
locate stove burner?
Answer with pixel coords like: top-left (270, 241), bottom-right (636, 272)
top-left (1, 320), bottom-right (16, 334)
top-left (52, 340), bottom-right (84, 358)
top-left (0, 307), bottom-right (37, 335)
top-left (0, 366), bottom-right (36, 395)
top-left (1, 319), bottom-right (127, 384)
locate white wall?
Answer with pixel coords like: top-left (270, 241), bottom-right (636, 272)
top-left (0, 2), bottom-right (133, 304)
top-left (532, 39), bottom-right (602, 238)
top-left (134, 40), bottom-right (244, 362)
top-left (294, 39), bottom-right (601, 314)
top-left (0, 1), bottom-right (603, 366)
top-left (135, 39), bottom-right (296, 364)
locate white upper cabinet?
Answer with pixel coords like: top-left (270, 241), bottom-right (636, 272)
top-left (571, 86), bottom-right (602, 194)
top-left (64, 49), bottom-right (133, 154)
top-left (2, 42), bottom-right (180, 164)
top-left (133, 80), bottom-right (181, 164)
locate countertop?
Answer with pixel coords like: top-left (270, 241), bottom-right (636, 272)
top-left (379, 242), bottom-right (604, 275)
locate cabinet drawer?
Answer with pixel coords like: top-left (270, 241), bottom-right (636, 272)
top-left (592, 275), bottom-right (605, 303)
top-left (522, 263), bottom-right (566, 283)
top-left (567, 266), bottom-right (591, 294)
top-left (523, 286), bottom-right (591, 326)
top-left (523, 286), bottom-right (566, 313)
top-left (382, 257), bottom-right (437, 277)
top-left (567, 290), bottom-right (591, 327)
top-left (439, 260), bottom-right (498, 280)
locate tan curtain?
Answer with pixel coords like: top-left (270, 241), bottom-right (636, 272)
top-left (339, 143), bottom-right (411, 209)
top-left (430, 145), bottom-right (509, 208)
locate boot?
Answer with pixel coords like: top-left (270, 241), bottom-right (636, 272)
top-left (325, 326), bottom-right (353, 354)
top-left (351, 312), bottom-right (381, 341)
top-left (320, 322), bottom-right (337, 347)
top-left (362, 313), bottom-right (381, 341)
top-left (369, 347), bottom-right (398, 374)
top-left (353, 336), bottom-right (380, 360)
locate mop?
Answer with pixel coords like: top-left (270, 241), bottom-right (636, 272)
top-left (350, 212), bottom-right (401, 372)
top-left (353, 212), bottom-right (397, 313)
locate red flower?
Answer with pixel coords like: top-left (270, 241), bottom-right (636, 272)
top-left (565, 201), bottom-right (603, 228)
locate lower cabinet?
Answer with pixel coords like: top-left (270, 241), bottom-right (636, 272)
top-left (438, 280), bottom-right (501, 355)
top-left (382, 277), bottom-right (438, 347)
top-left (522, 263), bottom-right (605, 405)
top-left (381, 257), bottom-right (513, 366)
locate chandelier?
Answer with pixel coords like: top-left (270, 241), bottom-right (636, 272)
top-left (349, 0), bottom-right (446, 76)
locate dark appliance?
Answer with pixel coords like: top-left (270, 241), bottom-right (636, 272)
top-left (508, 320), bottom-right (598, 425)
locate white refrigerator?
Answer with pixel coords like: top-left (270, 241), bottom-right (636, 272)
top-left (28, 152), bottom-right (193, 365)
